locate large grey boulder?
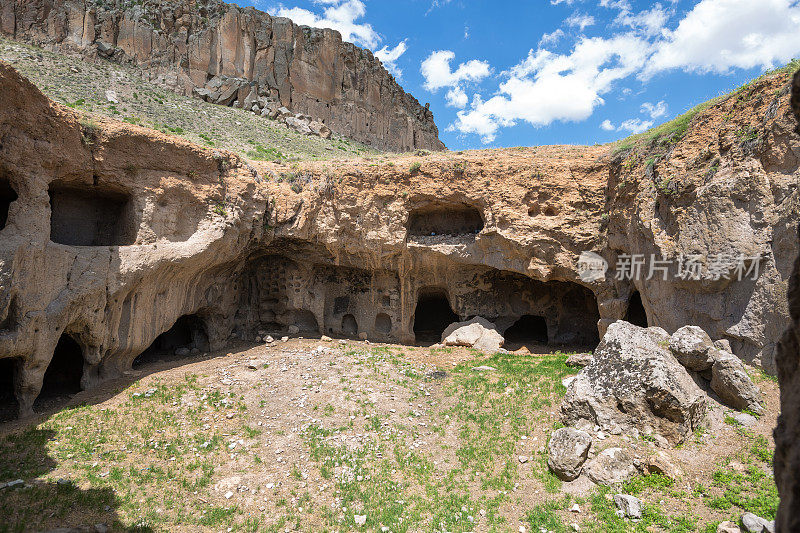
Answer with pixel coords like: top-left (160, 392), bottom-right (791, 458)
top-left (710, 352), bottom-right (763, 414)
top-left (584, 447), bottom-right (638, 485)
top-left (547, 428), bottom-right (592, 481)
top-left (560, 321), bottom-right (708, 444)
top-left (669, 325), bottom-right (716, 371)
top-left (441, 317), bottom-right (504, 353)
top-left (613, 494), bottom-right (642, 519)
top-left (741, 512), bottom-right (775, 533)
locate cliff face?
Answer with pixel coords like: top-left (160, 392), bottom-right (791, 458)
top-left (0, 60), bottom-right (798, 420)
top-left (0, 0), bottom-right (445, 152)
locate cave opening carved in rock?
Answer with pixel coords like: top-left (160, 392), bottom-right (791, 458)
top-left (49, 183), bottom-right (136, 246)
top-left (625, 291), bottom-right (648, 327)
top-left (504, 315), bottom-right (549, 350)
top-left (0, 176), bottom-right (17, 230)
top-left (413, 289), bottom-right (459, 344)
top-left (341, 314), bottom-right (358, 337)
top-left (133, 314), bottom-right (209, 368)
top-left (375, 313), bottom-right (392, 335)
top-left (0, 357), bottom-right (20, 422)
top-left (35, 334), bottom-right (84, 411)
top-left (407, 202), bottom-right (484, 238)
top-left (295, 309), bottom-right (320, 335)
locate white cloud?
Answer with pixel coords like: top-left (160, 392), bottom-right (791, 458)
top-left (619, 118), bottom-right (654, 133)
top-left (374, 40), bottom-right (407, 79)
top-left (445, 87), bottom-right (469, 108)
top-left (601, 117), bottom-right (654, 133)
top-left (551, 0), bottom-right (577, 4)
top-left (451, 35), bottom-right (650, 142)
top-left (273, 1), bottom-right (379, 48)
top-left (420, 50), bottom-right (491, 91)
top-left (641, 100), bottom-right (667, 118)
top-left (614, 3), bottom-right (670, 36)
top-left (566, 12), bottom-right (596, 30)
top-left (644, 0), bottom-right (800, 76)
top-left (538, 29), bottom-right (565, 47)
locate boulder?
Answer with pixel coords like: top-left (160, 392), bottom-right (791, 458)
top-left (560, 321), bottom-right (708, 444)
top-left (710, 351), bottom-right (763, 414)
top-left (717, 522), bottom-right (741, 533)
top-left (565, 352), bottom-right (593, 367)
top-left (741, 513), bottom-right (775, 533)
top-left (584, 447), bottom-right (637, 485)
top-left (547, 427), bottom-right (592, 481)
top-left (669, 325), bottom-right (716, 371)
top-left (285, 115), bottom-right (312, 135)
top-left (644, 451), bottom-right (682, 479)
top-left (308, 120), bottom-right (332, 139)
top-left (613, 494), bottom-right (642, 519)
top-left (441, 317), bottom-right (504, 353)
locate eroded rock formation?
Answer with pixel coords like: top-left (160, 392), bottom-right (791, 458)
top-left (0, 0), bottom-right (445, 152)
top-left (773, 68), bottom-right (800, 533)
top-left (0, 60), bottom-right (798, 421)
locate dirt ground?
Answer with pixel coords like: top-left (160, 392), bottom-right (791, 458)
top-left (0, 337), bottom-right (780, 532)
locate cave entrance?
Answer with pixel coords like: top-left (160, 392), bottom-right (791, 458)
top-left (413, 289), bottom-right (459, 344)
top-left (35, 334), bottom-right (84, 410)
top-left (0, 177), bottom-right (17, 230)
top-left (0, 357), bottom-right (19, 422)
top-left (341, 314), bottom-right (358, 338)
top-left (407, 203), bottom-right (484, 238)
top-left (133, 314), bottom-right (208, 368)
top-left (294, 310), bottom-right (320, 335)
top-left (49, 183), bottom-right (135, 246)
top-left (504, 315), bottom-right (548, 350)
top-left (625, 291), bottom-right (648, 327)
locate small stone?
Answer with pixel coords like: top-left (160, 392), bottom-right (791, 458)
top-left (717, 522), bottom-right (741, 533)
top-left (518, 455), bottom-right (529, 463)
top-left (321, 335), bottom-right (332, 341)
top-left (354, 514), bottom-right (367, 526)
top-left (281, 336), bottom-right (289, 342)
top-left (224, 491), bottom-right (234, 499)
top-left (569, 504), bottom-right (580, 513)
top-left (613, 494), bottom-right (642, 519)
top-left (734, 412), bottom-right (758, 427)
top-left (472, 365), bottom-right (497, 372)
top-left (264, 335), bottom-right (274, 343)
top-left (518, 526), bottom-right (526, 533)
top-left (571, 524), bottom-right (580, 532)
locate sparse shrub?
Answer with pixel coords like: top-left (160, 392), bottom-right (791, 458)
top-left (409, 162), bottom-right (421, 174)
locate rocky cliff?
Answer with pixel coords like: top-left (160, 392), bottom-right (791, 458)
top-left (0, 0), bottom-right (445, 152)
top-left (0, 61), bottom-right (798, 419)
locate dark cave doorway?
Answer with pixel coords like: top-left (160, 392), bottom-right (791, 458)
top-left (503, 315), bottom-right (549, 351)
top-left (341, 314), bottom-right (359, 338)
top-left (413, 289), bottom-right (459, 345)
top-left (35, 334), bottom-right (84, 411)
top-left (624, 291), bottom-right (648, 328)
top-left (133, 314), bottom-right (209, 369)
top-left (0, 357), bottom-right (20, 421)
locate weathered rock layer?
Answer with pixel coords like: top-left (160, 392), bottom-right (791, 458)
top-left (0, 62), bottom-right (798, 421)
top-left (0, 0), bottom-right (444, 152)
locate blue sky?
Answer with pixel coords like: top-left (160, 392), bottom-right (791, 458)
top-left (247, 0), bottom-right (800, 150)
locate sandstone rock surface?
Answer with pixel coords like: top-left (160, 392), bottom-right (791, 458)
top-left (561, 321), bottom-right (708, 444)
top-left (547, 427), bottom-right (592, 481)
top-left (0, 0), bottom-right (444, 152)
top-left (441, 317), bottom-right (504, 353)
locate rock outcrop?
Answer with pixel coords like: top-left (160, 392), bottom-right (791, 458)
top-left (0, 0), bottom-right (445, 152)
top-left (441, 317), bottom-right (504, 353)
top-left (561, 321), bottom-right (709, 444)
top-left (0, 60), bottom-right (798, 422)
top-left (773, 68), bottom-right (800, 533)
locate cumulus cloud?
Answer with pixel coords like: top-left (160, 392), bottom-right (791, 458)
top-left (644, 0), bottom-right (800, 76)
top-left (445, 87), bottom-right (469, 108)
top-left (566, 12), bottom-right (596, 30)
top-left (601, 117), bottom-right (654, 133)
top-left (641, 100), bottom-right (668, 118)
top-left (451, 35), bottom-right (650, 142)
top-left (374, 40), bottom-right (408, 79)
top-left (421, 50), bottom-right (492, 90)
top-left (439, 0), bottom-right (800, 143)
top-left (273, 0), bottom-right (379, 48)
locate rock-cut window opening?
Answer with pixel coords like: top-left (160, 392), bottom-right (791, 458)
top-left (341, 314), bottom-right (358, 337)
top-left (407, 203), bottom-right (484, 237)
top-left (49, 183), bottom-right (136, 246)
top-left (413, 290), bottom-right (459, 344)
